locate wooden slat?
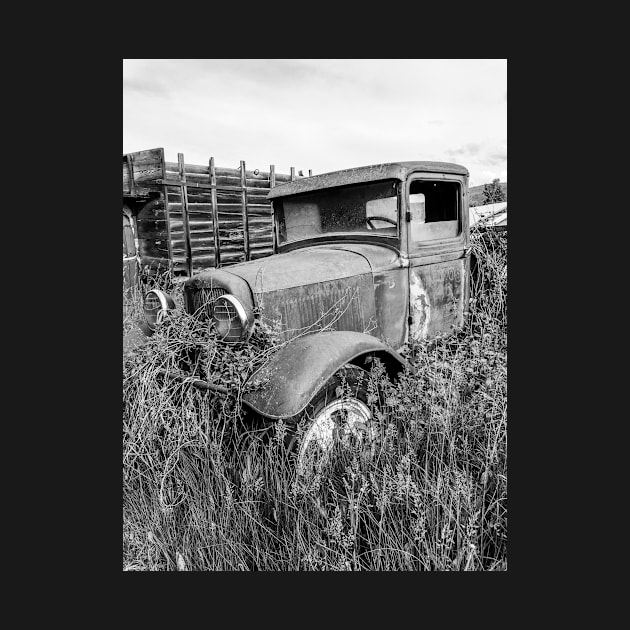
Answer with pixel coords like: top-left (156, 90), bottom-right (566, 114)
top-left (171, 247), bottom-right (215, 257)
top-left (161, 206), bottom-right (269, 223)
top-left (178, 153), bottom-right (193, 276)
top-left (123, 148), bottom-right (164, 195)
top-left (240, 160), bottom-right (250, 261)
top-left (165, 170), bottom-right (274, 189)
top-left (209, 157), bottom-right (221, 267)
top-left (270, 164), bottom-right (277, 252)
top-left (126, 154), bottom-right (136, 196)
top-left (164, 202), bottom-right (271, 213)
top-left (165, 162), bottom-right (282, 181)
top-left (126, 152), bottom-right (292, 193)
top-left (170, 189), bottom-right (270, 204)
top-left (171, 227), bottom-right (217, 237)
top-left (161, 184), bottom-right (173, 272)
top-left (158, 178), bottom-right (274, 194)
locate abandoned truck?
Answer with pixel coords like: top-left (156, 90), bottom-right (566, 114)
top-left (129, 161), bottom-right (470, 468)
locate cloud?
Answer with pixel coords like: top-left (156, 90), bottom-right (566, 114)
top-left (122, 77), bottom-right (169, 98)
top-left (161, 59), bottom-right (356, 93)
top-left (447, 143), bottom-right (482, 158)
top-left (487, 151), bottom-right (507, 165)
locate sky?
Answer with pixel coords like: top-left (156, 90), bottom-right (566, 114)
top-left (123, 59), bottom-right (506, 188)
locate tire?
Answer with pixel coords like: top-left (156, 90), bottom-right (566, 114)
top-left (286, 364), bottom-right (379, 475)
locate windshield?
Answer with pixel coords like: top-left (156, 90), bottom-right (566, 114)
top-left (275, 179), bottom-right (399, 245)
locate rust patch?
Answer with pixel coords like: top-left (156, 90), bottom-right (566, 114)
top-left (409, 272), bottom-right (431, 340)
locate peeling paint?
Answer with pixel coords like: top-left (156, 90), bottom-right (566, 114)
top-left (409, 272), bottom-right (431, 340)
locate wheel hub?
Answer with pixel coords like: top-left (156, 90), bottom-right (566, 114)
top-left (297, 398), bottom-right (374, 473)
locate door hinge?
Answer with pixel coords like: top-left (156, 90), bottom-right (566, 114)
top-left (405, 211), bottom-right (411, 222)
top-left (408, 315), bottom-right (413, 326)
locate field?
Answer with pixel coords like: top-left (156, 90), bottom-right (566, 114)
top-left (122, 228), bottom-right (507, 571)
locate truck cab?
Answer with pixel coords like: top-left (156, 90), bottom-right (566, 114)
top-left (268, 161), bottom-right (469, 346)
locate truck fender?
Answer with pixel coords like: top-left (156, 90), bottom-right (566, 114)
top-left (241, 330), bottom-right (407, 420)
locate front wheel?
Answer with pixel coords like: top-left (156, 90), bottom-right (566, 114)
top-left (287, 365), bottom-right (378, 475)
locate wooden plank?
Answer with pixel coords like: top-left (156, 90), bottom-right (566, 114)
top-left (135, 225), bottom-right (169, 239)
top-left (192, 255), bottom-right (219, 262)
top-left (123, 148), bottom-right (164, 194)
top-left (165, 161), bottom-right (209, 176)
top-left (123, 157), bottom-right (130, 194)
top-left (165, 170), bottom-right (274, 189)
top-left (176, 189), bottom-right (269, 203)
top-left (166, 212), bottom-right (253, 223)
top-left (250, 248), bottom-right (274, 258)
top-left (162, 202), bottom-right (271, 214)
top-left (160, 159), bottom-right (290, 182)
top-left (172, 241), bottom-right (217, 251)
top-left (162, 186), bottom-right (173, 270)
top-left (126, 154), bottom-right (136, 196)
top-left (166, 162), bottom-right (280, 181)
top-left (270, 164), bottom-right (276, 252)
top-left (171, 247), bottom-right (215, 258)
top-left (171, 227), bottom-right (218, 237)
top-left (217, 250), bottom-right (246, 259)
top-left (241, 160), bottom-right (250, 261)
top-left (273, 173), bottom-right (293, 182)
top-left (214, 230), bottom-right (271, 242)
top-left (178, 153), bottom-right (193, 276)
top-left (209, 157), bottom-right (221, 267)
top-left (169, 221), bottom-right (224, 232)
top-left (162, 160), bottom-right (292, 181)
top-left (158, 178), bottom-right (274, 194)
top-left (215, 237), bottom-right (272, 249)
top-left (191, 256), bottom-right (218, 268)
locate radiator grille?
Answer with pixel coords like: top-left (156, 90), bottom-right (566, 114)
top-left (213, 299), bottom-right (238, 321)
top-left (188, 287), bottom-right (227, 319)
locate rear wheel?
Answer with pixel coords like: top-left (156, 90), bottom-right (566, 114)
top-left (287, 365), bottom-right (378, 475)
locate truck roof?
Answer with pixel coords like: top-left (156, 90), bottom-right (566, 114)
top-left (268, 161), bottom-right (468, 199)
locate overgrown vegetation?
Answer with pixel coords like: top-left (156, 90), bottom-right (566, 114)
top-left (122, 229), bottom-right (507, 571)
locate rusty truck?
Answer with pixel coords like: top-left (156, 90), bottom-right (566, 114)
top-left (126, 160), bottom-right (471, 470)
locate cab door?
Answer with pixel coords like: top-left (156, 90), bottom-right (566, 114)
top-left (404, 173), bottom-right (469, 341)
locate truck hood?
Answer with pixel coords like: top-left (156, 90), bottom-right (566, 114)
top-left (222, 243), bottom-right (399, 294)
top-left (186, 243), bottom-right (399, 341)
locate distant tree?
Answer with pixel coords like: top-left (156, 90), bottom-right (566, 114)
top-left (482, 178), bottom-right (506, 205)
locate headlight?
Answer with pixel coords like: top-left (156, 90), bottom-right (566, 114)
top-left (212, 294), bottom-right (251, 342)
top-left (143, 289), bottom-right (175, 330)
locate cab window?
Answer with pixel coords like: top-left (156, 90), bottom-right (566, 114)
top-left (408, 180), bottom-right (460, 243)
top-left (276, 180), bottom-right (399, 244)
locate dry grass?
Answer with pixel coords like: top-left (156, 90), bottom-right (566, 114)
top-left (122, 229), bottom-right (507, 571)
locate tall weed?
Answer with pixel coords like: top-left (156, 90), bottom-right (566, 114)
top-left (122, 228), bottom-right (507, 571)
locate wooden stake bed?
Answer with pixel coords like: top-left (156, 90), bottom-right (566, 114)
top-left (122, 147), bottom-right (305, 276)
